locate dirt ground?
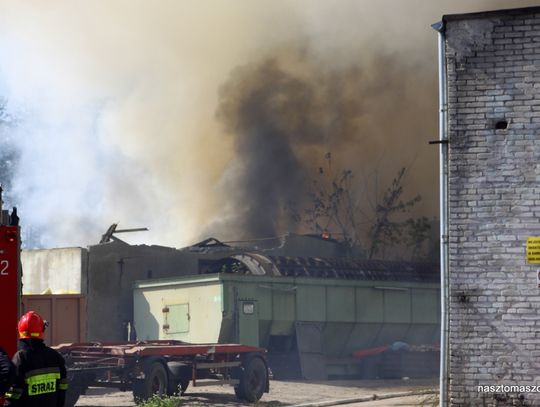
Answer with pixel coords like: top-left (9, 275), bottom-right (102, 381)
top-left (75, 378), bottom-right (438, 406)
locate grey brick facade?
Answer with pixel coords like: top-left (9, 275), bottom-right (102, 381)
top-left (444, 7), bottom-right (540, 406)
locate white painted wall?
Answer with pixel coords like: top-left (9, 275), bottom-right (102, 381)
top-left (21, 247), bottom-right (86, 294)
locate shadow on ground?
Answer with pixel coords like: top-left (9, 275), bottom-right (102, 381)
top-left (182, 391), bottom-right (287, 406)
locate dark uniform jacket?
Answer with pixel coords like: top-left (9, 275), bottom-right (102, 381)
top-left (0, 346), bottom-right (15, 395)
top-left (5, 339), bottom-right (68, 407)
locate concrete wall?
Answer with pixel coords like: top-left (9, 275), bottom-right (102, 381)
top-left (21, 242), bottom-right (217, 343)
top-left (445, 7), bottom-right (540, 405)
top-left (86, 241), bottom-right (200, 341)
top-left (21, 247), bottom-right (87, 294)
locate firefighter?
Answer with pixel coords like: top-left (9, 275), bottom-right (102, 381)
top-left (5, 311), bottom-right (68, 407)
top-left (0, 346), bottom-right (14, 396)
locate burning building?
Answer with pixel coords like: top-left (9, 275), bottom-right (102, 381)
top-left (22, 231), bottom-right (439, 379)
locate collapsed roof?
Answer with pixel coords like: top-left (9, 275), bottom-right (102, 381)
top-left (202, 252), bottom-right (439, 283)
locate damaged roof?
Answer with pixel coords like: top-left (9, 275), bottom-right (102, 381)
top-left (206, 253), bottom-right (439, 283)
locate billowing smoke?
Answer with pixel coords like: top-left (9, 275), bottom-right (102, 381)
top-left (0, 1), bottom-right (536, 248)
top-left (216, 58), bottom-right (323, 238)
top-left (213, 53), bottom-right (425, 239)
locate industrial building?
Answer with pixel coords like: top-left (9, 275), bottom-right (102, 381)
top-left (20, 233), bottom-right (352, 341)
top-left (21, 232), bottom-right (439, 379)
top-left (436, 6), bottom-right (540, 406)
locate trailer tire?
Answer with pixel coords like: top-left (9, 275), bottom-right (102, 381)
top-left (179, 379), bottom-right (189, 395)
top-left (64, 371), bottom-right (91, 407)
top-left (236, 356), bottom-right (267, 402)
top-left (133, 361), bottom-right (169, 401)
top-left (166, 362), bottom-right (191, 396)
top-left (234, 384), bottom-right (246, 400)
top-left (165, 377), bottom-right (189, 396)
top-left (64, 385), bottom-right (84, 407)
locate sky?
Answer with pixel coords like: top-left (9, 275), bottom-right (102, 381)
top-left (0, 0), bottom-right (537, 249)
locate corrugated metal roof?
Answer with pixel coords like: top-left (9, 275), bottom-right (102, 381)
top-left (212, 253), bottom-right (439, 283)
top-left (268, 256), bottom-right (439, 282)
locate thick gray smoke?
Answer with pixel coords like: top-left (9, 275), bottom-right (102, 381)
top-left (212, 52), bottom-right (434, 240)
top-left (216, 59), bottom-right (322, 238)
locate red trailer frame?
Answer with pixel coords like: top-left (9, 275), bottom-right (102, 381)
top-left (55, 340), bottom-right (270, 406)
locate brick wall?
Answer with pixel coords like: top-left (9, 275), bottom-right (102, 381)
top-left (445, 7), bottom-right (540, 406)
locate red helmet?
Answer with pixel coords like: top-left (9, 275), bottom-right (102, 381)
top-left (18, 311), bottom-right (45, 339)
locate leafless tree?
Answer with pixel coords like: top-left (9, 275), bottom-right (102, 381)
top-left (367, 167), bottom-right (421, 259)
top-left (296, 153), bottom-right (431, 260)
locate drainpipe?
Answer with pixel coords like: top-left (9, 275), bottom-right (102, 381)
top-left (432, 20), bottom-right (449, 407)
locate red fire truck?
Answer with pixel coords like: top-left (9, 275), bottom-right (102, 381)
top-left (0, 190), bottom-right (21, 406)
top-left (0, 197), bottom-right (269, 406)
top-left (0, 223), bottom-right (19, 359)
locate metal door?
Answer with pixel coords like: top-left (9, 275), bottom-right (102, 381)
top-left (237, 299), bottom-right (259, 347)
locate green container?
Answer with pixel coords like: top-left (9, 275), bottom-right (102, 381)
top-left (134, 273), bottom-right (440, 353)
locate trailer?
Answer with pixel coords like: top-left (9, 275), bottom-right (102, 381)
top-left (55, 340), bottom-right (270, 406)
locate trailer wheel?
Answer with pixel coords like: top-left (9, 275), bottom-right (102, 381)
top-left (234, 384), bottom-right (246, 400)
top-left (166, 361), bottom-right (191, 396)
top-left (165, 377), bottom-right (189, 396)
top-left (236, 356), bottom-right (267, 402)
top-left (64, 371), bottom-right (91, 407)
top-left (180, 379), bottom-right (189, 395)
top-left (133, 361), bottom-right (169, 401)
top-left (64, 385), bottom-right (84, 407)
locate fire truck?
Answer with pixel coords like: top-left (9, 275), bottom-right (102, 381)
top-left (0, 190), bottom-right (21, 406)
top-left (0, 195), bottom-right (269, 406)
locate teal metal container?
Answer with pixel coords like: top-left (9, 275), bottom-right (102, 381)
top-left (134, 272), bottom-right (439, 377)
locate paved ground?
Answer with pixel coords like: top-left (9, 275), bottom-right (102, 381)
top-left (337, 394), bottom-right (438, 407)
top-left (75, 378), bottom-right (438, 406)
